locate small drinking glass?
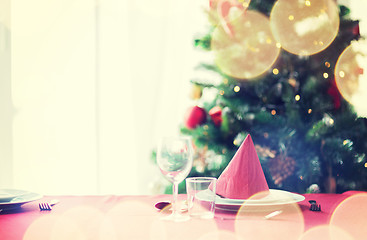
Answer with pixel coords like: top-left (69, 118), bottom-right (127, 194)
top-left (186, 177), bottom-right (217, 219)
top-left (157, 136), bottom-right (193, 222)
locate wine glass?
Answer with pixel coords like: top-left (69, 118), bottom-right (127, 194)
top-left (157, 136), bottom-right (193, 222)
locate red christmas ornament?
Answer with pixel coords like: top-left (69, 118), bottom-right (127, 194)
top-left (209, 106), bottom-right (222, 127)
top-left (352, 22), bottom-right (360, 37)
top-left (327, 78), bottom-right (341, 109)
top-left (184, 106), bottom-right (207, 129)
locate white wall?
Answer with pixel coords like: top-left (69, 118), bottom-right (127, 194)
top-left (10, 0), bottom-right (99, 194)
top-left (0, 0), bottom-right (12, 189)
top-left (0, 0), bottom-right (206, 195)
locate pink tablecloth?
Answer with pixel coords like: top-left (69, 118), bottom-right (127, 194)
top-left (0, 191), bottom-right (366, 240)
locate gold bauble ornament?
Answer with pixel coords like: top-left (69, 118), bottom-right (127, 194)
top-left (189, 84), bottom-right (203, 100)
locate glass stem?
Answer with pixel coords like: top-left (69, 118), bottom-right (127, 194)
top-left (172, 182), bottom-right (179, 215)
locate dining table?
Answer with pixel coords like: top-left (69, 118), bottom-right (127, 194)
top-left (0, 190), bottom-right (366, 240)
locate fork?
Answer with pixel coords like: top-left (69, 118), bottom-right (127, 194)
top-left (309, 200), bottom-right (321, 211)
top-left (39, 199), bottom-right (60, 211)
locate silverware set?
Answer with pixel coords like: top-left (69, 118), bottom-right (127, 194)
top-left (39, 199), bottom-right (59, 211)
top-left (309, 200), bottom-right (321, 211)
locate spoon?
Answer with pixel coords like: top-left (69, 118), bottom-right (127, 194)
top-left (154, 201), bottom-right (188, 212)
top-left (155, 201), bottom-right (171, 211)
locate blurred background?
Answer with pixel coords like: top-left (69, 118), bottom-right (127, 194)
top-left (0, 0), bottom-right (366, 195)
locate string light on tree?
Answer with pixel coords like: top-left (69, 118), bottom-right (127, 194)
top-left (323, 114), bottom-right (334, 126)
top-left (273, 68), bottom-right (279, 75)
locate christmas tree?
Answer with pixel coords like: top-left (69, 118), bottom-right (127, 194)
top-left (179, 0), bottom-right (367, 194)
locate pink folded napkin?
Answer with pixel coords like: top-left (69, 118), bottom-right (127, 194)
top-left (214, 134), bottom-right (269, 199)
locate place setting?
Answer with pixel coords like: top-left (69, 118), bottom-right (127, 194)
top-left (156, 134), bottom-right (305, 221)
top-left (0, 189), bottom-right (43, 212)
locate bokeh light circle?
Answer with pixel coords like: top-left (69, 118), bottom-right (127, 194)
top-left (270, 0), bottom-right (339, 56)
top-left (23, 215), bottom-right (59, 240)
top-left (335, 40), bottom-right (367, 117)
top-left (24, 205), bottom-right (106, 240)
top-left (234, 191), bottom-right (304, 240)
top-left (299, 225), bottom-right (354, 240)
top-left (153, 215), bottom-right (218, 240)
top-left (330, 193), bottom-right (367, 240)
top-left (211, 10), bottom-right (280, 80)
top-left (23, 215), bottom-right (85, 240)
top-left (103, 200), bottom-right (160, 239)
top-left (197, 230), bottom-right (242, 240)
top-left (102, 200), bottom-right (218, 239)
top-left (59, 205), bottom-right (104, 240)
top-left (207, 0), bottom-right (250, 28)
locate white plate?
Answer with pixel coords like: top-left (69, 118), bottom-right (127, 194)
top-left (0, 190), bottom-right (18, 202)
top-left (0, 189), bottom-right (43, 210)
top-left (197, 189), bottom-right (305, 212)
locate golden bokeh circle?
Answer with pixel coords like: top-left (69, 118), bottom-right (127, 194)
top-left (299, 225), bottom-right (354, 240)
top-left (234, 191), bottom-right (304, 240)
top-left (270, 0), bottom-right (339, 56)
top-left (335, 40), bottom-right (367, 117)
top-left (197, 230), bottom-right (241, 240)
top-left (211, 10), bottom-right (280, 79)
top-left (330, 193), bottom-right (367, 240)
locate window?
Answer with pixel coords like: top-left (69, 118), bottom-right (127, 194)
top-left (0, 0), bottom-right (205, 195)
